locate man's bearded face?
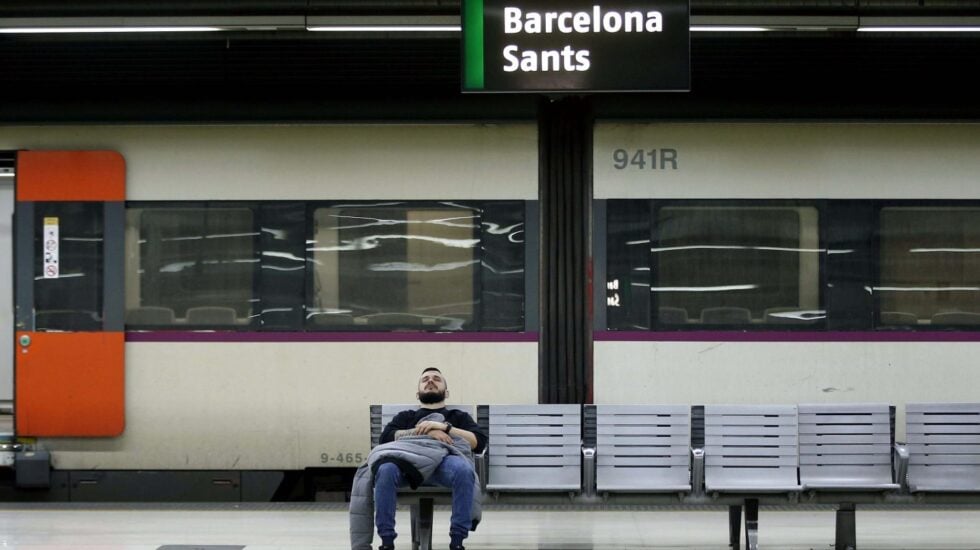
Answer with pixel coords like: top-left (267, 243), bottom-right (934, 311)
top-left (418, 371), bottom-right (448, 404)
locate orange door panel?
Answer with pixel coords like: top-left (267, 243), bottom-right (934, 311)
top-left (15, 332), bottom-right (125, 437)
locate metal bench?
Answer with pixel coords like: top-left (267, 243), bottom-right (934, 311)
top-left (799, 403), bottom-right (902, 550)
top-left (592, 404), bottom-right (692, 495)
top-left (366, 402), bottom-right (980, 550)
top-left (906, 402), bottom-right (980, 493)
top-left (704, 404), bottom-right (802, 550)
top-left (481, 404), bottom-right (582, 495)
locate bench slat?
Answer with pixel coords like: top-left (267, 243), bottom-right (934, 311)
top-left (490, 425), bottom-right (581, 436)
top-left (596, 468), bottom-right (691, 493)
top-left (706, 456), bottom-right (798, 467)
top-left (491, 455), bottom-right (582, 466)
top-left (490, 434), bottom-right (581, 445)
top-left (596, 404), bottom-right (690, 415)
top-left (599, 455), bottom-right (690, 467)
top-left (597, 434), bottom-right (689, 445)
top-left (800, 454), bottom-right (892, 465)
top-left (910, 455), bottom-right (980, 465)
top-left (596, 425), bottom-right (689, 435)
top-left (490, 404), bottom-right (580, 415)
top-left (798, 403), bottom-right (890, 414)
top-left (705, 405), bottom-right (797, 415)
top-left (602, 444), bottom-right (689, 455)
top-left (800, 434), bottom-right (891, 444)
top-left (487, 467), bottom-right (580, 491)
top-left (490, 415), bottom-right (582, 426)
top-left (706, 435), bottom-right (798, 446)
top-left (799, 424), bottom-right (889, 434)
top-left (799, 413), bottom-right (891, 424)
top-left (596, 416), bottom-right (689, 426)
top-left (704, 416), bottom-right (797, 426)
top-left (907, 403), bottom-right (980, 414)
top-left (800, 444), bottom-right (889, 455)
top-left (907, 444), bottom-right (980, 453)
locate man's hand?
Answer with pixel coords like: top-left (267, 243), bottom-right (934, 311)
top-left (413, 420), bottom-right (448, 435)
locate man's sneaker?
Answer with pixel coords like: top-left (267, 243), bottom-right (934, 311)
top-left (378, 545), bottom-right (394, 550)
top-left (449, 545), bottom-right (465, 550)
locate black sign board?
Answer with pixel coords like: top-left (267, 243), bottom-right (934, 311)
top-left (462, 0), bottom-right (690, 93)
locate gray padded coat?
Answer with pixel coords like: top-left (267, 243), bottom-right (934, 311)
top-left (349, 413), bottom-right (482, 550)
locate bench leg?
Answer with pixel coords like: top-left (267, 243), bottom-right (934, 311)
top-left (728, 504), bottom-right (742, 549)
top-left (417, 497), bottom-right (434, 550)
top-left (410, 503), bottom-right (420, 550)
top-left (744, 499), bottom-right (759, 550)
top-left (835, 503), bottom-right (857, 550)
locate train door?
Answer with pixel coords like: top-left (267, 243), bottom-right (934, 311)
top-left (13, 151), bottom-right (126, 437)
top-left (0, 157), bottom-right (13, 414)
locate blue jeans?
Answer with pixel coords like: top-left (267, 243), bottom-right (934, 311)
top-left (374, 455), bottom-right (475, 544)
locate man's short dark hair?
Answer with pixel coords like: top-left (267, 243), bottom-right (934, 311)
top-left (420, 367), bottom-right (442, 376)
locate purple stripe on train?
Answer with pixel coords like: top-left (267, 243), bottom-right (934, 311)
top-left (126, 331), bottom-right (540, 343)
top-left (594, 331), bottom-right (980, 342)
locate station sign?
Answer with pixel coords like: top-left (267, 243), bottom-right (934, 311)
top-left (462, 0), bottom-right (690, 93)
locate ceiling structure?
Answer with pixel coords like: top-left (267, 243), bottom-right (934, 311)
top-left (2, 1), bottom-right (980, 121)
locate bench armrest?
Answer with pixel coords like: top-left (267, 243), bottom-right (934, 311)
top-left (893, 442), bottom-right (909, 492)
top-left (691, 447), bottom-right (705, 495)
top-left (474, 449), bottom-right (488, 494)
top-left (582, 446), bottom-right (596, 497)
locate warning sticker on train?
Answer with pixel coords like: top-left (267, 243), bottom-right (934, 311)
top-left (462, 0), bottom-right (690, 92)
top-left (43, 217), bottom-right (59, 279)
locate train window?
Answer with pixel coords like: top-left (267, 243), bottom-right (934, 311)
top-left (125, 206), bottom-right (257, 328)
top-left (33, 202), bottom-right (104, 331)
top-left (607, 202), bottom-right (823, 329)
top-left (605, 200), bottom-right (651, 330)
top-left (307, 202), bottom-right (525, 331)
top-left (878, 207), bottom-right (980, 328)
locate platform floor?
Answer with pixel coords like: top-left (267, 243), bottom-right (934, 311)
top-left (1, 503), bottom-right (979, 549)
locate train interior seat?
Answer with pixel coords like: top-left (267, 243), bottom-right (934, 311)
top-left (125, 306), bottom-right (176, 325)
top-left (185, 306), bottom-right (239, 325)
top-left (880, 311), bottom-right (919, 326)
top-left (354, 313), bottom-right (432, 328)
top-left (34, 309), bottom-right (101, 331)
top-left (309, 312), bottom-right (354, 327)
top-left (658, 306), bottom-right (689, 325)
top-left (700, 306), bottom-right (752, 325)
top-left (930, 311), bottom-right (980, 326)
top-left (764, 307), bottom-right (818, 325)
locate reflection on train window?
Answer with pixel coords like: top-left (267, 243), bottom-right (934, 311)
top-left (34, 202), bottom-right (104, 331)
top-left (307, 202), bottom-right (525, 331)
top-left (606, 202), bottom-right (824, 330)
top-left (878, 207), bottom-right (980, 328)
top-left (309, 205), bottom-right (477, 330)
top-left (653, 206), bottom-right (822, 328)
top-left (125, 207), bottom-right (256, 328)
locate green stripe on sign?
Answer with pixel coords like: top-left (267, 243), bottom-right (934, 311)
top-left (463, 0), bottom-right (484, 90)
